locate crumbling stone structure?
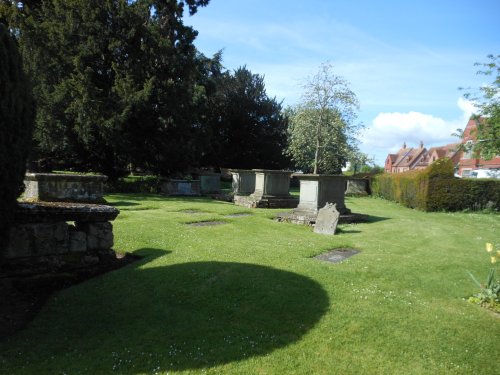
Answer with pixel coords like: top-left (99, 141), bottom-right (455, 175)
top-left (4, 202), bottom-right (119, 272)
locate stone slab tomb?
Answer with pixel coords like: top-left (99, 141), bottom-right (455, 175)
top-left (276, 174), bottom-right (367, 225)
top-left (160, 179), bottom-right (201, 196)
top-left (4, 202), bottom-right (119, 271)
top-left (23, 173), bottom-right (107, 203)
top-left (233, 169), bottom-right (298, 209)
top-left (229, 169), bottom-right (256, 196)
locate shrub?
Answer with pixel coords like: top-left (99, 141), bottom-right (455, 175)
top-left (0, 23), bottom-right (35, 258)
top-left (107, 176), bottom-right (162, 194)
top-left (372, 158), bottom-right (500, 211)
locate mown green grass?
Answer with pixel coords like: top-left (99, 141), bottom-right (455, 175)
top-left (1, 195), bottom-right (499, 374)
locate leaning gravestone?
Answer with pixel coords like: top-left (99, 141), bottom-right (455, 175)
top-left (313, 203), bottom-right (340, 235)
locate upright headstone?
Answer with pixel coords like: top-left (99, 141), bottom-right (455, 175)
top-left (313, 203), bottom-right (340, 235)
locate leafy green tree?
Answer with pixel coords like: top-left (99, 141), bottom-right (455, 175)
top-left (461, 54), bottom-right (500, 159)
top-left (203, 66), bottom-right (290, 169)
top-left (0, 22), bottom-right (35, 256)
top-left (347, 148), bottom-right (374, 175)
top-left (286, 63), bottom-right (362, 174)
top-left (2, 0), bottom-right (210, 178)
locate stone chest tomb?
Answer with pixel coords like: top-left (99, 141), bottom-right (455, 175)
top-left (23, 173), bottom-right (107, 202)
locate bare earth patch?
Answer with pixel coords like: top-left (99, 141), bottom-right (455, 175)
top-left (315, 248), bottom-right (360, 263)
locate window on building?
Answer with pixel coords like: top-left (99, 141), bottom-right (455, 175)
top-left (462, 169), bottom-right (472, 177)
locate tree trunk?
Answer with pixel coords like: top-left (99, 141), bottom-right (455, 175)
top-left (313, 113), bottom-right (323, 174)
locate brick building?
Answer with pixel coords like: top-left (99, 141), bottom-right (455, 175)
top-left (384, 117), bottom-right (500, 176)
top-left (457, 117), bottom-right (500, 177)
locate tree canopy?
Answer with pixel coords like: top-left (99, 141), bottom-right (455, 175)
top-left (202, 66), bottom-right (289, 169)
top-left (286, 63), bottom-right (362, 174)
top-left (2, 0), bottom-right (211, 178)
top-left (462, 54), bottom-right (500, 159)
top-left (2, 0), bottom-right (290, 177)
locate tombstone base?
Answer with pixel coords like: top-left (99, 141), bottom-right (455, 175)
top-left (275, 211), bottom-right (368, 225)
top-left (234, 195), bottom-right (299, 209)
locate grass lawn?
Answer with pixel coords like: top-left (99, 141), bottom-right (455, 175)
top-left (1, 195), bottom-right (499, 374)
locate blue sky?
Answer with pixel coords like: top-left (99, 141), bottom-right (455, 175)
top-left (184, 0), bottom-right (500, 165)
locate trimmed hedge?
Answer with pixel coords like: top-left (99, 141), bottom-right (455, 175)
top-left (372, 158), bottom-right (500, 212)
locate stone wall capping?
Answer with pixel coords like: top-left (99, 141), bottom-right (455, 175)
top-left (15, 201), bottom-right (119, 223)
top-left (23, 172), bottom-right (107, 203)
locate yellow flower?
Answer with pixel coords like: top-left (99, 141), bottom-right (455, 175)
top-left (491, 256), bottom-right (498, 264)
top-left (486, 243), bottom-right (493, 253)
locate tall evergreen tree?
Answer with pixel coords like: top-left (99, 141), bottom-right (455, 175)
top-left (203, 66), bottom-right (290, 169)
top-left (2, 0), bottom-right (210, 178)
top-left (0, 22), bottom-right (35, 257)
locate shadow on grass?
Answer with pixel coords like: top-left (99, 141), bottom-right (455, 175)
top-left (364, 215), bottom-right (391, 223)
top-left (2, 252), bottom-right (329, 373)
top-left (108, 201), bottom-right (141, 207)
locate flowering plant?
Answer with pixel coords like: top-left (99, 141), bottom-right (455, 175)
top-left (467, 243), bottom-right (500, 312)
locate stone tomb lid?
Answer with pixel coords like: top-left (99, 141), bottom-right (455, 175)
top-left (292, 174), bottom-right (347, 180)
top-left (24, 173), bottom-right (107, 182)
top-left (15, 202), bottom-right (119, 223)
top-left (251, 169), bottom-right (294, 174)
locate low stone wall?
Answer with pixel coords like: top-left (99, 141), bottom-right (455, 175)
top-left (3, 202), bottom-right (119, 272)
top-left (23, 173), bottom-right (107, 203)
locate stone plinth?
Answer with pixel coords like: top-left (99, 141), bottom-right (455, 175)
top-left (199, 173), bottom-right (221, 194)
top-left (23, 173), bottom-right (107, 203)
top-left (229, 169), bottom-right (256, 196)
top-left (160, 179), bottom-right (201, 196)
top-left (234, 169), bottom-right (298, 209)
top-left (293, 174), bottom-right (350, 216)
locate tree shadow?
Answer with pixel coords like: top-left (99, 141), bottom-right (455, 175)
top-left (2, 255), bottom-right (329, 373)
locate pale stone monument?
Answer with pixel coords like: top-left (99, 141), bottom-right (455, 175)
top-left (313, 203), bottom-right (340, 235)
top-left (276, 174), bottom-right (367, 225)
top-left (293, 174), bottom-right (350, 216)
top-left (233, 169), bottom-right (298, 208)
top-left (229, 169), bottom-right (256, 196)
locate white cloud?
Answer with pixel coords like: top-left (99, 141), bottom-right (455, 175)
top-left (360, 98), bottom-right (476, 164)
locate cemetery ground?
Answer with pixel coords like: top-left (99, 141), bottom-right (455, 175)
top-left (1, 195), bottom-right (499, 374)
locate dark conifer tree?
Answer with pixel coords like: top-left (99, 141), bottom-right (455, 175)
top-left (0, 22), bottom-right (35, 257)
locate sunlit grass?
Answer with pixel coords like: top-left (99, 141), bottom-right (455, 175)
top-left (1, 195), bottom-right (499, 374)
